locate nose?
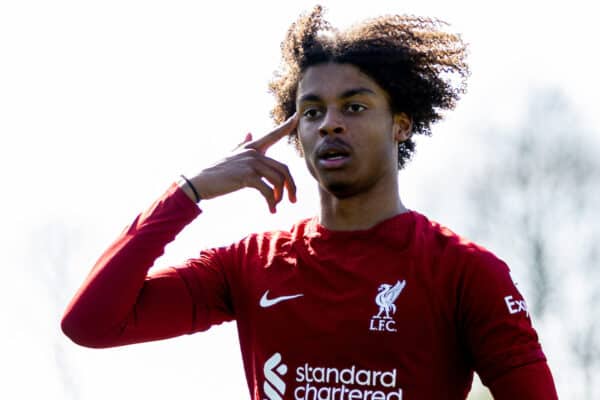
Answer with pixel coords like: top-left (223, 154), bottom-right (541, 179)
top-left (318, 109), bottom-right (345, 137)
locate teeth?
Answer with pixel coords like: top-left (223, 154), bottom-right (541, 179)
top-left (322, 153), bottom-right (345, 160)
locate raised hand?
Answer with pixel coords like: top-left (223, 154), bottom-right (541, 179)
top-left (182, 114), bottom-right (299, 213)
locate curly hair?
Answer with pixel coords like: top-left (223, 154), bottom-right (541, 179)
top-left (269, 5), bottom-right (469, 169)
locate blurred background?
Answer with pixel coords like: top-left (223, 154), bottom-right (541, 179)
top-left (1, 0), bottom-right (598, 398)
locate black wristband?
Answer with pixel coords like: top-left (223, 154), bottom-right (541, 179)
top-left (180, 174), bottom-right (201, 203)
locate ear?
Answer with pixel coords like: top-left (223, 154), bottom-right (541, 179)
top-left (392, 113), bottom-right (413, 142)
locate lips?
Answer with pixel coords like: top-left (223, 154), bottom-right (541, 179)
top-left (316, 140), bottom-right (352, 169)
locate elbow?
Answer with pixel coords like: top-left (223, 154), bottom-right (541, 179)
top-left (61, 310), bottom-right (110, 349)
top-left (60, 311), bottom-right (90, 347)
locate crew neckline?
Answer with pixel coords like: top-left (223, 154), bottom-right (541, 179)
top-left (303, 210), bottom-right (418, 241)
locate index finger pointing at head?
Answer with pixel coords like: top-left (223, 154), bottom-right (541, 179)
top-left (246, 113), bottom-right (298, 154)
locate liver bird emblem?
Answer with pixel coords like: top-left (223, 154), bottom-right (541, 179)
top-left (374, 280), bottom-right (406, 319)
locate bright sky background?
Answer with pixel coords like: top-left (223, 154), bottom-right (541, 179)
top-left (1, 0), bottom-right (599, 399)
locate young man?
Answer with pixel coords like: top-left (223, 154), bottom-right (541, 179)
top-left (62, 6), bottom-right (557, 399)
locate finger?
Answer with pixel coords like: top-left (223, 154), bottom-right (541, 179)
top-left (259, 157), bottom-right (296, 203)
top-left (245, 113), bottom-right (298, 154)
top-left (250, 160), bottom-right (286, 204)
top-left (233, 132), bottom-right (253, 151)
top-left (247, 176), bottom-right (277, 213)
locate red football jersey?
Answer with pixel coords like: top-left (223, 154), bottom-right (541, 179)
top-left (62, 184), bottom-right (557, 399)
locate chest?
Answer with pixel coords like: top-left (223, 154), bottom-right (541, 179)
top-left (228, 243), bottom-right (471, 398)
top-left (235, 251), bottom-right (454, 363)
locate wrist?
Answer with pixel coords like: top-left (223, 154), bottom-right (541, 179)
top-left (178, 175), bottom-right (201, 203)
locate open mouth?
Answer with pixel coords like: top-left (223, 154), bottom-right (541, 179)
top-left (317, 145), bottom-right (351, 168)
top-left (320, 151), bottom-right (349, 161)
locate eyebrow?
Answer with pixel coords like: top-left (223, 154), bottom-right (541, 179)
top-left (298, 87), bottom-right (376, 103)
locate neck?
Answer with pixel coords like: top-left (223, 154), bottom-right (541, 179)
top-left (318, 179), bottom-right (408, 231)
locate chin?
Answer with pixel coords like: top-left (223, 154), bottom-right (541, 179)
top-left (322, 182), bottom-right (358, 199)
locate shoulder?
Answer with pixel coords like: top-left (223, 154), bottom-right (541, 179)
top-left (414, 212), bottom-right (508, 273)
top-left (238, 217), bottom-right (312, 249)
top-left (201, 217), bottom-right (314, 262)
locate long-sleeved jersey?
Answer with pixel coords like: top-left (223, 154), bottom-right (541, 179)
top-left (62, 183), bottom-right (558, 399)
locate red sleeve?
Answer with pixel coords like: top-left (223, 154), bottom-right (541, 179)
top-left (61, 183), bottom-right (233, 348)
top-left (488, 361), bottom-right (558, 399)
top-left (458, 249), bottom-right (557, 397)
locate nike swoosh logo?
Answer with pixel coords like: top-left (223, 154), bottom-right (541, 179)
top-left (259, 290), bottom-right (304, 308)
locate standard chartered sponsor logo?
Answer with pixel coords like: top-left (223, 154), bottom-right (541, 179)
top-left (264, 353), bottom-right (288, 400)
top-left (264, 354), bottom-right (403, 400)
top-left (294, 364), bottom-right (402, 400)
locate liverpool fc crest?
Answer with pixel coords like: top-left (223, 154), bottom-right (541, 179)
top-left (369, 280), bottom-right (406, 332)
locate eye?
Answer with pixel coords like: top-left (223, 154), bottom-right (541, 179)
top-left (302, 107), bottom-right (323, 120)
top-left (345, 103), bottom-right (367, 113)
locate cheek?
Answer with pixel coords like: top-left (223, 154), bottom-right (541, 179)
top-left (297, 125), bottom-right (313, 154)
top-left (367, 116), bottom-right (396, 142)
top-left (298, 127), bottom-right (317, 177)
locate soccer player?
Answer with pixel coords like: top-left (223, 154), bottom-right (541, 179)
top-left (62, 6), bottom-right (558, 399)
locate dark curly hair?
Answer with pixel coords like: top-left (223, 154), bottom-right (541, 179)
top-left (269, 5), bottom-right (469, 169)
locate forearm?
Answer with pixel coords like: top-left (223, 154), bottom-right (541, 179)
top-left (61, 183), bottom-right (201, 347)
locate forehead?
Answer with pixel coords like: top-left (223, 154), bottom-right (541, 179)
top-left (297, 63), bottom-right (386, 101)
